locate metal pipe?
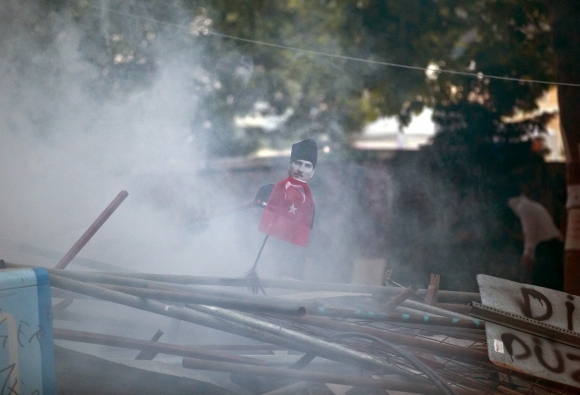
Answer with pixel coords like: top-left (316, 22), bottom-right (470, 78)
top-left (49, 268), bottom-right (309, 316)
top-left (53, 327), bottom-right (268, 365)
top-left (286, 315), bottom-right (489, 364)
top-left (51, 288), bottom-right (92, 299)
top-left (435, 303), bottom-right (473, 315)
top-left (99, 271), bottom-right (481, 303)
top-left (391, 326), bottom-right (487, 343)
top-left (182, 357), bottom-right (440, 393)
top-left (248, 234), bottom-right (269, 274)
top-left (193, 344), bottom-right (284, 352)
top-left (383, 284), bottom-right (417, 312)
top-left (395, 305), bottom-right (445, 317)
top-left (49, 274), bottom-right (307, 353)
top-left (47, 267), bottom-right (300, 307)
top-left (400, 300), bottom-right (474, 321)
top-left (6, 261), bottom-right (481, 304)
top-left (100, 284), bottom-right (306, 316)
top-left (186, 305), bottom-right (426, 382)
top-left (304, 307), bottom-right (484, 329)
top-left (17, 263), bottom-right (482, 337)
top-left (92, 284), bottom-right (479, 327)
top-left (8, 262), bottom-right (480, 304)
top-left (134, 329), bottom-right (164, 360)
top-left (47, 274), bottom-right (425, 377)
top-left (52, 294), bottom-right (74, 311)
top-left (55, 190), bottom-right (128, 269)
top-left (47, 269), bottom-right (150, 288)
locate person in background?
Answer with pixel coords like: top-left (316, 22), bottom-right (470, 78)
top-left (507, 192), bottom-right (563, 290)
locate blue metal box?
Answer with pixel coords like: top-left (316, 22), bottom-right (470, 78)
top-left (0, 268), bottom-right (55, 395)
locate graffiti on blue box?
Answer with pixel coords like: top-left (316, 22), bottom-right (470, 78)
top-left (0, 312), bottom-right (44, 395)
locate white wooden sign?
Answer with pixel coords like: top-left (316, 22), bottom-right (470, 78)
top-left (477, 274), bottom-right (580, 388)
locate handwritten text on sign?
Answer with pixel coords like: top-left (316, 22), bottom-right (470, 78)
top-left (478, 275), bottom-right (580, 388)
top-left (478, 274), bottom-right (579, 331)
top-left (487, 323), bottom-right (580, 387)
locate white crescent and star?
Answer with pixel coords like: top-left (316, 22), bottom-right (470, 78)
top-left (284, 181), bottom-right (306, 203)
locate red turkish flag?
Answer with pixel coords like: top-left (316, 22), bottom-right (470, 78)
top-left (258, 177), bottom-right (315, 247)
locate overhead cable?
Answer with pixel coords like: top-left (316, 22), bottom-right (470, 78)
top-left (87, 4), bottom-right (580, 88)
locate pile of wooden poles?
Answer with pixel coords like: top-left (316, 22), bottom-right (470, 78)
top-left (8, 261), bottom-right (522, 394)
top-left (10, 260), bottom-right (575, 394)
top-left (4, 192), bottom-right (577, 394)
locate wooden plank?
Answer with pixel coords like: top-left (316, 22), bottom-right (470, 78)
top-left (424, 273), bottom-right (440, 306)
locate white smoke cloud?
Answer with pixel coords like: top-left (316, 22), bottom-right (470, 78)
top-left (0, 4), bottom-right (258, 276)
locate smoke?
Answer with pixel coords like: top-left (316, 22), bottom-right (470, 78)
top-left (0, 2), bottom-right (258, 275)
top-left (0, 0), bottom-right (507, 293)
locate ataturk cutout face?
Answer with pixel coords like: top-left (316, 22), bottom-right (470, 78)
top-left (288, 159), bottom-right (315, 182)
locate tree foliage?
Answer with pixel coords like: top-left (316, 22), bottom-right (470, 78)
top-left (10, 0), bottom-right (565, 158)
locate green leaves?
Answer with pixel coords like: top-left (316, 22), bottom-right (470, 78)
top-left (36, 0), bottom-right (557, 157)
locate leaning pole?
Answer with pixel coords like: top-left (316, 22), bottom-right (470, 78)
top-left (550, 0), bottom-right (580, 295)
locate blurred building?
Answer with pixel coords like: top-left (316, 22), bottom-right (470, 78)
top-left (352, 109), bottom-right (435, 152)
top-left (503, 86), bottom-right (564, 162)
top-left (352, 87), bottom-right (565, 162)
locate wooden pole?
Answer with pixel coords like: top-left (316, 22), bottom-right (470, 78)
top-left (550, 1), bottom-right (580, 295)
top-left (46, 274), bottom-right (421, 376)
top-left (134, 329), bottom-right (164, 360)
top-left (382, 284), bottom-right (417, 312)
top-left (287, 315), bottom-right (489, 364)
top-left (100, 283), bottom-right (307, 316)
top-left (87, 271), bottom-right (481, 304)
top-left (55, 190), bottom-right (128, 269)
top-left (53, 327), bottom-right (268, 365)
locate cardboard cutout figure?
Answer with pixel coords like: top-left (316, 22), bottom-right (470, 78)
top-left (246, 139), bottom-right (318, 288)
top-left (258, 139), bottom-right (317, 247)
